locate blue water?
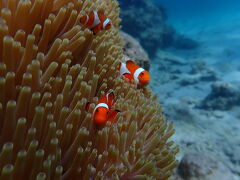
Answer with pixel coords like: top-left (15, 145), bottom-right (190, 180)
top-left (152, 0), bottom-right (240, 64)
top-left (154, 0), bottom-right (240, 35)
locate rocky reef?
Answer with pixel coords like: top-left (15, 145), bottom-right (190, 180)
top-left (200, 81), bottom-right (240, 110)
top-left (178, 153), bottom-right (235, 180)
top-left (119, 0), bottom-right (199, 56)
top-left (121, 31), bottom-right (150, 70)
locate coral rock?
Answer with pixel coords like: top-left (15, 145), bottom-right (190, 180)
top-left (178, 153), bottom-right (235, 180)
top-left (200, 81), bottom-right (240, 110)
top-left (121, 31), bottom-right (150, 70)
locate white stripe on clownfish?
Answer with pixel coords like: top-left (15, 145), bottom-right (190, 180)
top-left (88, 11), bottom-right (101, 29)
top-left (103, 18), bottom-right (110, 29)
top-left (94, 103), bottom-right (109, 113)
top-left (133, 67), bottom-right (145, 83)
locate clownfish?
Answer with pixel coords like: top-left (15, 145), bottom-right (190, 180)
top-left (119, 60), bottom-right (150, 86)
top-left (80, 10), bottom-right (112, 35)
top-left (85, 92), bottom-right (120, 125)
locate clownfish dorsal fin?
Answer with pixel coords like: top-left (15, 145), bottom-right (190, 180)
top-left (98, 96), bottom-right (107, 104)
top-left (98, 9), bottom-right (105, 15)
top-left (97, 10), bottom-right (106, 22)
top-left (126, 60), bottom-right (140, 74)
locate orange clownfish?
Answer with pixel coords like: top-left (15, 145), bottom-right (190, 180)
top-left (86, 92), bottom-right (120, 125)
top-left (80, 10), bottom-right (112, 35)
top-left (119, 60), bottom-right (150, 86)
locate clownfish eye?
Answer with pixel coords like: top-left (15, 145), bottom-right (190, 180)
top-left (96, 109), bottom-right (99, 112)
top-left (140, 72), bottom-right (144, 75)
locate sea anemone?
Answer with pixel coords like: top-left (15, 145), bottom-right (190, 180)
top-left (0, 0), bottom-right (178, 179)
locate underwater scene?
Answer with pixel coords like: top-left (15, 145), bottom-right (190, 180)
top-left (120, 0), bottom-right (240, 179)
top-left (0, 0), bottom-right (239, 179)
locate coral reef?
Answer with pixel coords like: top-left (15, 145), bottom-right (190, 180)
top-left (0, 0), bottom-right (178, 179)
top-left (172, 35), bottom-right (199, 50)
top-left (119, 0), bottom-right (199, 56)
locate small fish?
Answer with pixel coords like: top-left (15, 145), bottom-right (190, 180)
top-left (119, 60), bottom-right (150, 86)
top-left (86, 92), bottom-right (119, 125)
top-left (80, 10), bottom-right (112, 34)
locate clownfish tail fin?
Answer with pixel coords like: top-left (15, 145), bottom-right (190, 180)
top-left (80, 15), bottom-right (87, 25)
top-left (85, 102), bottom-right (91, 111)
top-left (118, 62), bottom-right (121, 70)
top-left (98, 9), bottom-right (105, 15)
